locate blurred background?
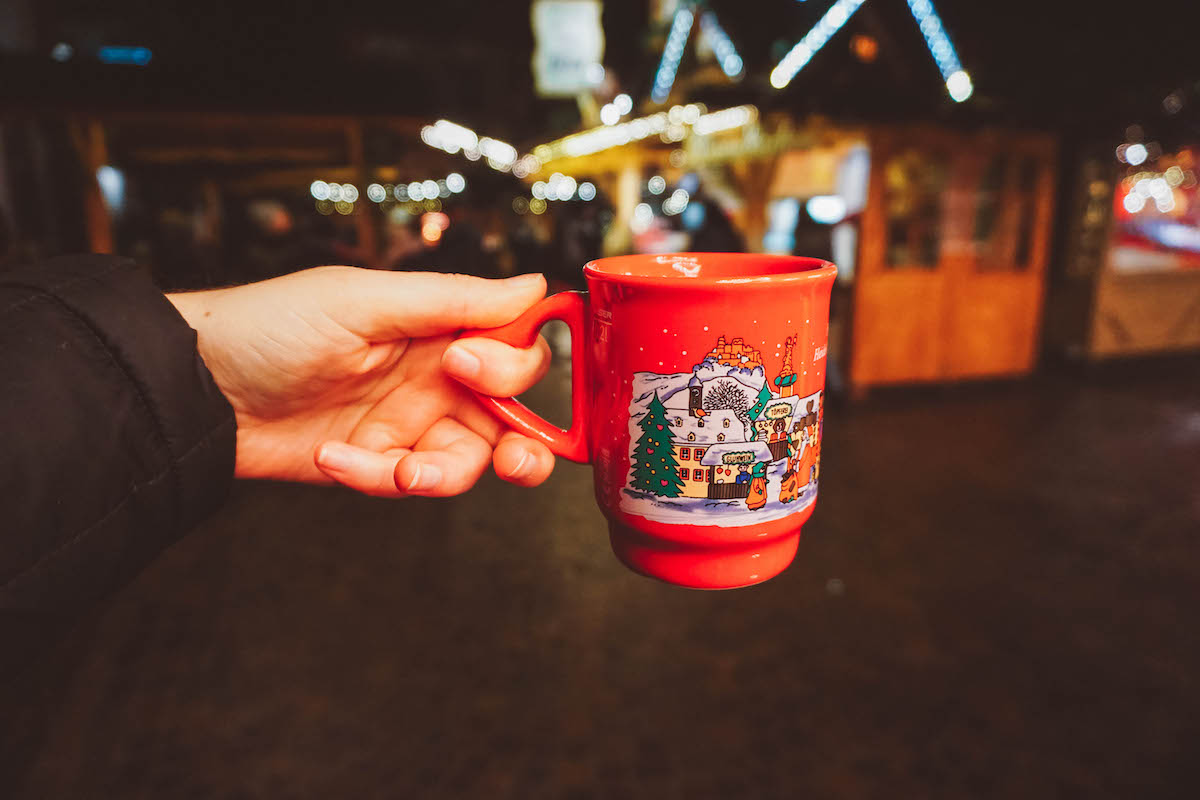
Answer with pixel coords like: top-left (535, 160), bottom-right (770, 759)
top-left (2, 1), bottom-right (1199, 797)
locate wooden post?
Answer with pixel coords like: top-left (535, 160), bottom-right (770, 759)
top-left (734, 155), bottom-right (778, 254)
top-left (603, 161), bottom-right (641, 256)
top-left (72, 118), bottom-right (114, 255)
top-left (345, 121), bottom-right (378, 266)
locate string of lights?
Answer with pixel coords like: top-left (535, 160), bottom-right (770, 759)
top-left (699, 11), bottom-right (743, 78)
top-left (309, 173), bottom-right (466, 216)
top-left (905, 0), bottom-right (973, 102)
top-left (530, 173), bottom-right (597, 202)
top-left (532, 104), bottom-right (757, 163)
top-left (420, 119), bottom-right (519, 172)
top-left (770, 0), bottom-right (868, 89)
top-left (651, 4), bottom-right (696, 103)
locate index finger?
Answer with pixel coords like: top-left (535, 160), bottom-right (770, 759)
top-left (332, 270), bottom-right (547, 339)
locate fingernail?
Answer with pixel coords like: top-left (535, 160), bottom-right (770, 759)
top-left (317, 442), bottom-right (354, 471)
top-left (506, 450), bottom-right (533, 479)
top-left (510, 272), bottom-right (543, 287)
top-left (442, 345), bottom-right (481, 379)
top-left (405, 462), bottom-right (443, 492)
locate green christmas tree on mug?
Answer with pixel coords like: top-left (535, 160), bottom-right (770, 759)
top-left (631, 392), bottom-right (685, 497)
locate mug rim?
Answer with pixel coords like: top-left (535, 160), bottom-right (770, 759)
top-left (583, 252), bottom-right (837, 288)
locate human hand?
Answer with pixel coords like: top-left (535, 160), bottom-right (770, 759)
top-left (167, 267), bottom-right (555, 497)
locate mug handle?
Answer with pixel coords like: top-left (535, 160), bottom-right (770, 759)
top-left (459, 291), bottom-right (591, 464)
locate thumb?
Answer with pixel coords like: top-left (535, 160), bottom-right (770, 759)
top-left (333, 270), bottom-right (547, 339)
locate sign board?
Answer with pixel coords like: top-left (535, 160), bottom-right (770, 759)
top-left (531, 0), bottom-right (605, 97)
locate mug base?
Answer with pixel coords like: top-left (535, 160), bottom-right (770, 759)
top-left (608, 523), bottom-right (801, 590)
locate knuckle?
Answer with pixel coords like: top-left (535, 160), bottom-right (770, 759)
top-left (444, 273), bottom-right (481, 320)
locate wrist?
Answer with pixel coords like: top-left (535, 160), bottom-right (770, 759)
top-left (165, 290), bottom-right (213, 331)
top-left (166, 288), bottom-right (236, 410)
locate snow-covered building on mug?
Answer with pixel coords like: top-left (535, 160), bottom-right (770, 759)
top-left (662, 384), bottom-right (750, 499)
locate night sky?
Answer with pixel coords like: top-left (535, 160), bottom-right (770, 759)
top-left (2, 0), bottom-right (1198, 141)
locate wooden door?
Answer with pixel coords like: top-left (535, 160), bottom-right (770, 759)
top-left (850, 127), bottom-right (1056, 388)
top-left (850, 128), bottom-right (966, 386)
top-left (942, 135), bottom-right (1056, 377)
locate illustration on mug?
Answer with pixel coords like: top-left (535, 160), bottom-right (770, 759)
top-left (622, 333), bottom-right (823, 527)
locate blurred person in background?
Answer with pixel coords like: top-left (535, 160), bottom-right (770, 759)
top-left (509, 217), bottom-right (551, 280)
top-left (689, 196), bottom-right (745, 253)
top-left (397, 204), bottom-right (498, 278)
top-left (381, 213), bottom-right (426, 269)
top-left (549, 196), bottom-right (608, 293)
top-left (791, 201), bottom-right (836, 264)
top-left (242, 199), bottom-right (348, 281)
top-left (1, 255), bottom-right (555, 641)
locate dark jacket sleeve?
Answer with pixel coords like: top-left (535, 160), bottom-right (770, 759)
top-left (0, 254), bottom-right (236, 617)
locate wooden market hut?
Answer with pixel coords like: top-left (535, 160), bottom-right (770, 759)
top-left (1048, 140), bottom-right (1200, 360)
top-left (700, 441), bottom-right (775, 501)
top-left (530, 110), bottom-right (1058, 395)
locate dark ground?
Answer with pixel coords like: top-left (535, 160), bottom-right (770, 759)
top-left (4, 356), bottom-right (1199, 799)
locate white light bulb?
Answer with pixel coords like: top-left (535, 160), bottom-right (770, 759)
top-left (614, 94), bottom-right (633, 115)
top-left (96, 165), bottom-right (125, 211)
top-left (806, 195), bottom-right (847, 224)
top-left (1125, 143), bottom-right (1148, 166)
top-left (946, 70), bottom-right (973, 102)
top-left (632, 202), bottom-right (654, 233)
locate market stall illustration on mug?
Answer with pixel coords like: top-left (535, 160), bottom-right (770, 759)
top-left (623, 333), bottom-right (823, 526)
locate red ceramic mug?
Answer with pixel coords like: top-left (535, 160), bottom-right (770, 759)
top-left (465, 253), bottom-right (836, 589)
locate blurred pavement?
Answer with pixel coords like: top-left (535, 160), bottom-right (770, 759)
top-left (4, 356), bottom-right (1199, 799)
